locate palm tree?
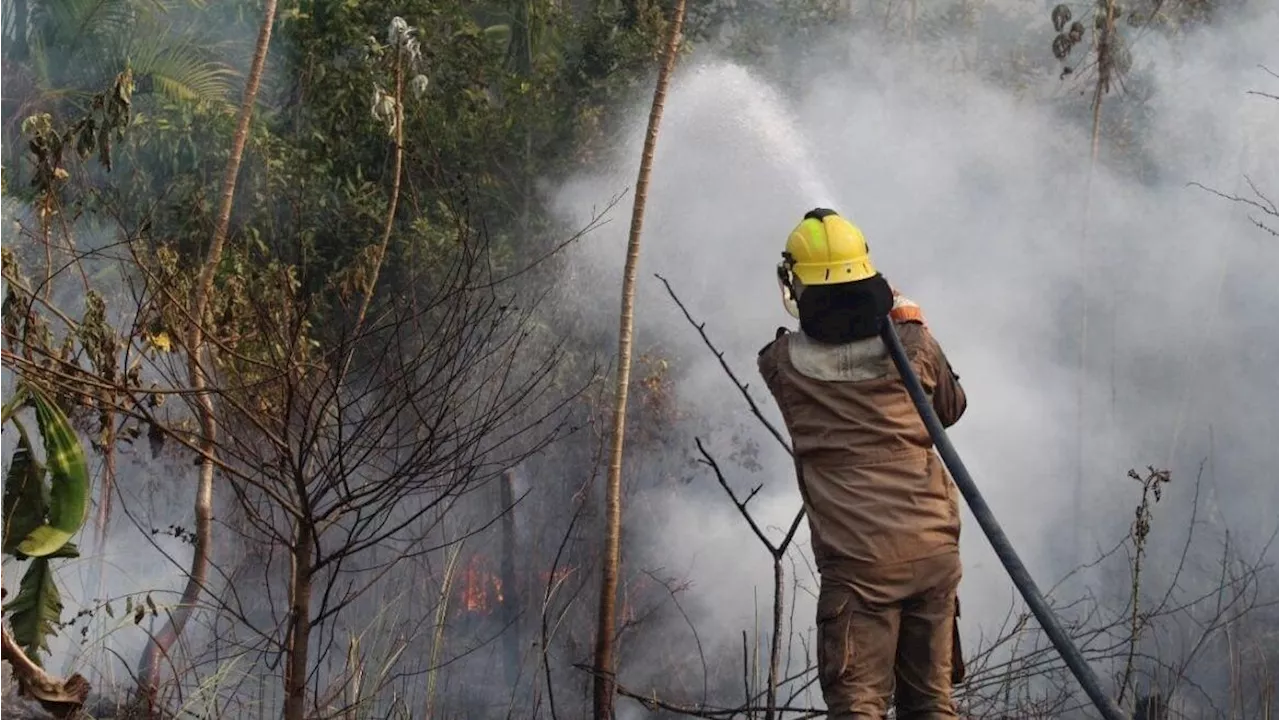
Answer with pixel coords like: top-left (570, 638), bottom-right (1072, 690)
top-left (3, 0), bottom-right (236, 156)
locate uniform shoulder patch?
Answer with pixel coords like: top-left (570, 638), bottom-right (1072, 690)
top-left (889, 291), bottom-right (927, 327)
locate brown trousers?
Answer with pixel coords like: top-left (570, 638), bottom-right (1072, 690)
top-left (816, 551), bottom-right (963, 720)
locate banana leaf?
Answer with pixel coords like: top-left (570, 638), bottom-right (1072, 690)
top-left (16, 389), bottom-right (90, 558)
top-left (3, 418), bottom-right (48, 554)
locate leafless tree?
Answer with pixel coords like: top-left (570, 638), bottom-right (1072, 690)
top-left (119, 200), bottom-right (603, 717)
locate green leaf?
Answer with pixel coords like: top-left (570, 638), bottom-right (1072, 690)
top-left (2, 558), bottom-right (63, 667)
top-left (43, 540), bottom-right (82, 560)
top-left (0, 385), bottom-right (30, 423)
top-left (3, 418), bottom-right (48, 554)
top-left (484, 24), bottom-right (513, 46)
top-left (16, 389), bottom-right (90, 558)
top-left (121, 25), bottom-right (236, 105)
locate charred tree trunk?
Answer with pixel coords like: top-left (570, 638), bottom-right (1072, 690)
top-left (500, 469), bottom-right (522, 691)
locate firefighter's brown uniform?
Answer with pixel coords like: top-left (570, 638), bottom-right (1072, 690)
top-left (758, 310), bottom-right (968, 719)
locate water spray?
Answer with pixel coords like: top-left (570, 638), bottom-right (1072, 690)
top-left (879, 318), bottom-right (1127, 720)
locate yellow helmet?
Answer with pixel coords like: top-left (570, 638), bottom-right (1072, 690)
top-left (782, 209), bottom-right (877, 286)
top-left (776, 209), bottom-right (878, 319)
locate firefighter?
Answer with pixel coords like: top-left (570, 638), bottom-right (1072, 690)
top-left (757, 208), bottom-right (968, 719)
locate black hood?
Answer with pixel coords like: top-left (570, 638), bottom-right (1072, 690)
top-left (797, 274), bottom-right (894, 344)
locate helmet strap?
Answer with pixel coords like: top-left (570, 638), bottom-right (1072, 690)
top-left (776, 255), bottom-right (801, 319)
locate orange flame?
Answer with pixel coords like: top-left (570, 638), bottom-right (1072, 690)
top-left (458, 556), bottom-right (504, 615)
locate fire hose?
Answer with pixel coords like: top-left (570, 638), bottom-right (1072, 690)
top-left (879, 319), bottom-right (1128, 720)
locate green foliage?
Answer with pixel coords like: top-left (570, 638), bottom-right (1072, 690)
top-left (16, 0), bottom-right (235, 106)
top-left (6, 0), bottom-right (674, 309)
top-left (2, 418), bottom-right (46, 554)
top-left (17, 388), bottom-right (92, 558)
top-left (268, 1), bottom-right (669, 281)
top-left (1, 384), bottom-right (89, 667)
top-left (3, 558), bottom-right (64, 666)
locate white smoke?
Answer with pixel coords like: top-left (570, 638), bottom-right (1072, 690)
top-left (549, 0), bottom-right (1277, 713)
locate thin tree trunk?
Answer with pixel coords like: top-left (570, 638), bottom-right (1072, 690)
top-left (765, 556), bottom-right (783, 720)
top-left (502, 13), bottom-right (532, 691)
top-left (908, 0), bottom-right (918, 52)
top-left (591, 3), bottom-right (686, 718)
top-left (136, 0), bottom-right (279, 705)
top-left (507, 0), bottom-right (533, 77)
top-left (510, 0), bottom-right (534, 342)
top-left (334, 48), bottom-right (405, 396)
top-left (1073, 0), bottom-right (1114, 562)
top-left (283, 520), bottom-right (315, 720)
top-left (90, 423), bottom-right (117, 628)
top-left (1098, 0), bottom-right (1120, 516)
top-left (348, 53), bottom-right (405, 342)
top-left (94, 421), bottom-right (116, 552)
top-left (500, 469), bottom-right (521, 691)
top-left (9, 0), bottom-right (30, 62)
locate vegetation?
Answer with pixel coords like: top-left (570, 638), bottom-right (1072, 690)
top-left (0, 384), bottom-right (92, 716)
top-left (1, 0), bottom-right (1274, 718)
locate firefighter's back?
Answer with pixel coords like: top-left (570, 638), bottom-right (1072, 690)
top-left (757, 322), bottom-right (961, 572)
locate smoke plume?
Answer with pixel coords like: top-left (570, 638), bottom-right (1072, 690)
top-left (551, 0), bottom-right (1277, 713)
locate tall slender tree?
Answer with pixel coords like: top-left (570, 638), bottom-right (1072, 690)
top-left (135, 0), bottom-right (279, 706)
top-left (591, 1), bottom-right (687, 718)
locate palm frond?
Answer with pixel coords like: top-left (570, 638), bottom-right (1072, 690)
top-left (29, 0), bottom-right (137, 49)
top-left (120, 22), bottom-right (236, 105)
top-left (17, 0), bottom-right (240, 111)
top-left (2, 0), bottom-right (21, 46)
